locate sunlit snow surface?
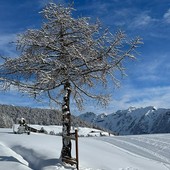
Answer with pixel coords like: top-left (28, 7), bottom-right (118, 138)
top-left (0, 126), bottom-right (170, 170)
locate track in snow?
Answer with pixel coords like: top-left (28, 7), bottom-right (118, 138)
top-left (97, 134), bottom-right (170, 167)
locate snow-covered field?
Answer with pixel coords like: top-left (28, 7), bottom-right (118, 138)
top-left (0, 125), bottom-right (170, 170)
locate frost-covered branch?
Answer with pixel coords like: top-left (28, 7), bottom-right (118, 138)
top-left (0, 2), bottom-right (142, 109)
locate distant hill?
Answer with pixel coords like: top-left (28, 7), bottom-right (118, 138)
top-left (78, 106), bottom-right (170, 135)
top-left (0, 104), bottom-right (92, 128)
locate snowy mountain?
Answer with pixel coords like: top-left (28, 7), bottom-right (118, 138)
top-left (78, 106), bottom-right (170, 135)
top-left (2, 104), bottom-right (170, 136)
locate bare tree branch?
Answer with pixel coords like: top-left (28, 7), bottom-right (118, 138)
top-left (0, 2), bottom-right (142, 109)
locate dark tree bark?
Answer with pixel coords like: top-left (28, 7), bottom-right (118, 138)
top-left (61, 82), bottom-right (72, 158)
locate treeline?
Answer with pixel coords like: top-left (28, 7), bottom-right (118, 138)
top-left (0, 104), bottom-right (92, 128)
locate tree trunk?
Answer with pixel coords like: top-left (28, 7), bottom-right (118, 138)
top-left (61, 81), bottom-right (72, 160)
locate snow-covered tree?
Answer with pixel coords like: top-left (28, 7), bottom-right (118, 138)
top-left (0, 3), bottom-right (142, 160)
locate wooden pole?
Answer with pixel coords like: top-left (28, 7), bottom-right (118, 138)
top-left (61, 130), bottom-right (79, 169)
top-left (75, 129), bottom-right (79, 170)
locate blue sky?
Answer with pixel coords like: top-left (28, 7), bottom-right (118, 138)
top-left (0, 0), bottom-right (170, 114)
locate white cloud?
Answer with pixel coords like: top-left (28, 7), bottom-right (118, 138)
top-left (135, 60), bottom-right (161, 81)
top-left (76, 84), bottom-right (170, 115)
top-left (107, 85), bottom-right (170, 112)
top-left (163, 8), bottom-right (170, 24)
top-left (1, 82), bottom-right (170, 115)
top-left (132, 53), bottom-right (170, 82)
top-left (130, 13), bottom-right (156, 28)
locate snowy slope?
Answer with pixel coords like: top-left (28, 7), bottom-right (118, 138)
top-left (78, 106), bottom-right (170, 135)
top-left (0, 126), bottom-right (170, 170)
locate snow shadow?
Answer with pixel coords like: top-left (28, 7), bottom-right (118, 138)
top-left (0, 131), bottom-right (13, 134)
top-left (11, 146), bottom-right (73, 170)
top-left (0, 155), bottom-right (25, 165)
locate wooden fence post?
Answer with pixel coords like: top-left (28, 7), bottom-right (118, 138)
top-left (62, 129), bottom-right (79, 170)
top-left (75, 129), bottom-right (79, 170)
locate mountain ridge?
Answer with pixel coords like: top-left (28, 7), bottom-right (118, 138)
top-left (78, 106), bottom-right (170, 135)
top-left (1, 104), bottom-right (170, 136)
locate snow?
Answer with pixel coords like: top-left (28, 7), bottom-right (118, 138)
top-left (0, 125), bottom-right (170, 170)
top-left (78, 106), bottom-right (170, 135)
